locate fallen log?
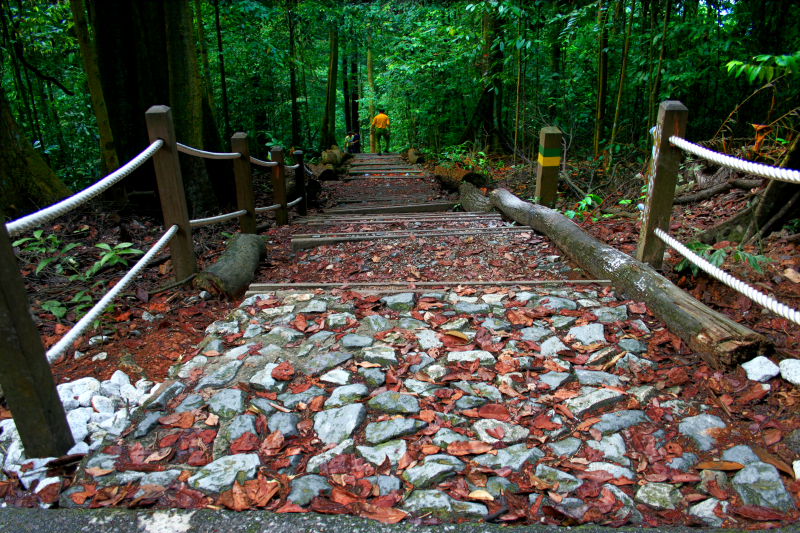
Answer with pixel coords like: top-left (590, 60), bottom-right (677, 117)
top-left (490, 188), bottom-right (769, 367)
top-left (193, 233), bottom-right (267, 298)
top-left (674, 178), bottom-right (762, 204)
top-left (406, 148), bottom-right (424, 164)
top-left (321, 145), bottom-right (347, 166)
top-left (459, 181), bottom-right (493, 212)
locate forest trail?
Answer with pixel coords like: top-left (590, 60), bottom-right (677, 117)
top-left (50, 157), bottom-right (800, 527)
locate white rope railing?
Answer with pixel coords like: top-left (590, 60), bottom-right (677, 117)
top-left (654, 228), bottom-right (800, 326)
top-left (255, 203), bottom-right (281, 214)
top-left (285, 164), bottom-right (300, 170)
top-left (250, 156), bottom-right (278, 168)
top-left (669, 136), bottom-right (800, 184)
top-left (6, 140), bottom-right (164, 237)
top-left (46, 225), bottom-right (180, 363)
top-left (177, 142), bottom-right (240, 160)
top-left (189, 209), bottom-right (248, 228)
top-left (286, 197), bottom-right (303, 208)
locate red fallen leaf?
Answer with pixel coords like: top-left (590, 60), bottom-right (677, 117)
top-left (576, 470), bottom-right (614, 483)
top-left (763, 428), bottom-right (782, 446)
top-left (485, 426), bottom-right (505, 440)
top-left (447, 440), bottom-right (495, 455)
top-left (736, 383), bottom-right (769, 405)
top-left (309, 395), bottom-right (326, 412)
top-left (187, 450), bottom-right (210, 466)
top-left (197, 429), bottom-right (218, 444)
top-left (666, 366), bottom-right (690, 385)
top-left (533, 413), bottom-right (562, 430)
top-left (259, 431), bottom-right (285, 457)
top-left (706, 479), bottom-right (729, 500)
top-left (230, 432), bottom-right (261, 453)
top-left (671, 472), bottom-right (701, 483)
top-left (732, 505), bottom-right (787, 521)
top-left (330, 486), bottom-right (361, 506)
top-left (218, 482), bottom-right (250, 511)
top-left (271, 361), bottom-right (295, 381)
top-left (420, 444), bottom-right (441, 455)
top-left (310, 497), bottom-right (349, 514)
top-left (477, 404), bottom-right (511, 422)
top-left (351, 501), bottom-right (408, 524)
top-left (71, 485), bottom-right (98, 505)
top-left (158, 412), bottom-right (195, 429)
top-left (85, 467), bottom-right (113, 477)
top-left (293, 314), bottom-right (308, 332)
top-left (418, 410), bottom-right (438, 423)
top-left (695, 460), bottom-right (744, 471)
top-left (530, 493), bottom-right (544, 515)
top-left (554, 403), bottom-right (577, 421)
top-left (297, 419), bottom-right (314, 433)
top-left (276, 502), bottom-right (308, 513)
top-left (243, 476), bottom-right (280, 507)
top-left (128, 442), bottom-right (147, 464)
top-left (289, 381), bottom-right (312, 394)
top-left (507, 309), bottom-right (534, 326)
top-left (628, 302), bottom-right (647, 314)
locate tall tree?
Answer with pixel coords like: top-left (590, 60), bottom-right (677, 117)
top-left (593, 0), bottom-right (610, 157)
top-left (320, 25), bottom-right (338, 149)
top-left (287, 0), bottom-right (301, 148)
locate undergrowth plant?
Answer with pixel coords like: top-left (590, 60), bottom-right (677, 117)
top-left (674, 242), bottom-right (771, 276)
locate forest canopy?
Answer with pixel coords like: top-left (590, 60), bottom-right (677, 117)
top-left (1, 0), bottom-right (798, 218)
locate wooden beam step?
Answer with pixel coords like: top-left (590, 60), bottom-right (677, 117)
top-left (323, 202), bottom-right (455, 215)
top-left (291, 226), bottom-right (530, 250)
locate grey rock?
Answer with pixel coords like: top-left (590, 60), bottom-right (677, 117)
top-left (667, 452), bottom-right (698, 472)
top-left (188, 454), bottom-right (260, 492)
top-left (307, 330), bottom-right (335, 344)
top-left (545, 497), bottom-right (588, 521)
top-left (593, 306), bottom-right (628, 322)
top-left (416, 330), bottom-right (443, 350)
top-left (268, 412), bottom-right (300, 437)
top-left (565, 387), bottom-right (625, 417)
top-left (133, 411), bottom-right (164, 438)
top-left (454, 302), bottom-right (490, 314)
top-left (320, 368), bottom-right (350, 385)
top-left (605, 484), bottom-right (643, 524)
top-left (540, 336), bottom-right (569, 356)
top-left (403, 454), bottom-right (465, 488)
top-left (175, 394), bottom-right (205, 413)
top-left (628, 385), bottom-right (658, 405)
top-left (453, 381), bottom-right (502, 402)
top-left (481, 318), bottom-right (511, 331)
top-left (742, 356), bottom-right (780, 382)
top-left (568, 323), bottom-right (606, 345)
top-left (432, 428), bottom-right (469, 448)
top-left (485, 477), bottom-right (519, 498)
top-left (326, 312), bottom-right (356, 328)
top-left (404, 378), bottom-right (440, 396)
top-left (618, 338), bottom-right (646, 354)
top-left (398, 318), bottom-right (426, 329)
top-left (424, 364), bottom-right (448, 381)
top-left (722, 445), bottom-right (760, 465)
top-left (367, 475), bottom-right (402, 495)
top-left (698, 469), bottom-right (730, 495)
top-left (617, 353), bottom-right (657, 371)
top-left (679, 414), bottom-right (727, 451)
top-left (409, 354), bottom-right (435, 373)
top-left (455, 396), bottom-right (488, 409)
top-left (278, 386), bottom-right (326, 409)
top-left (447, 350), bottom-right (496, 366)
top-left (365, 418), bottom-right (427, 444)
top-left (341, 334), bottom-right (373, 349)
top-left (538, 372), bottom-right (573, 390)
top-left (288, 475), bottom-right (331, 506)
top-left (779, 358), bottom-right (800, 386)
top-left (146, 381), bottom-right (186, 409)
top-left (587, 462), bottom-right (636, 480)
top-left (249, 364), bottom-right (287, 393)
top-left (177, 356), bottom-right (208, 379)
top-left (474, 443), bottom-right (544, 471)
top-left (325, 383), bottom-right (369, 408)
top-left (587, 433), bottom-right (629, 466)
top-left (262, 326), bottom-right (304, 346)
top-left (250, 398), bottom-right (277, 416)
top-left (551, 316), bottom-right (577, 329)
top-left (196, 360), bottom-right (243, 391)
top-left (593, 410), bottom-right (651, 435)
top-left (689, 498), bottom-right (729, 527)
top-left (520, 326), bottom-right (552, 342)
top-left (297, 352), bottom-right (352, 375)
top-left (473, 419), bottom-right (529, 444)
top-left (635, 482), bottom-right (682, 510)
top-left (548, 437), bottom-right (582, 457)
top-left (732, 462), bottom-right (796, 510)
top-left (357, 439), bottom-right (406, 466)
top-left (533, 296), bottom-right (576, 311)
top-left (225, 414), bottom-right (258, 443)
top-left (358, 367), bottom-right (385, 387)
top-left (575, 369), bottom-right (622, 387)
top-left (402, 489), bottom-right (487, 519)
top-left (313, 404), bottom-right (366, 444)
top-left (361, 345), bottom-right (397, 366)
top-left (305, 439), bottom-right (354, 473)
top-left (362, 314), bottom-right (392, 333)
top-left (208, 389), bottom-right (246, 418)
top-left (381, 293), bottom-right (415, 311)
top-left (300, 299), bottom-right (327, 313)
top-left (368, 391), bottom-right (420, 414)
top-left (535, 464), bottom-right (582, 493)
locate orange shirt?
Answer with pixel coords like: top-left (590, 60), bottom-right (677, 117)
top-left (372, 113), bottom-right (390, 129)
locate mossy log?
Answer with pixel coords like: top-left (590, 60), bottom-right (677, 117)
top-left (321, 145), bottom-right (347, 166)
top-left (193, 234), bottom-right (267, 298)
top-left (459, 181), bottom-right (493, 212)
top-left (490, 188), bottom-right (769, 367)
top-left (406, 148), bottom-right (424, 164)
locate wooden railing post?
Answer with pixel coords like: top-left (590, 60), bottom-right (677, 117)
top-left (0, 224), bottom-right (74, 457)
top-left (231, 132), bottom-right (256, 233)
top-left (636, 100), bottom-right (688, 269)
top-left (271, 146), bottom-right (288, 225)
top-left (293, 150), bottom-right (307, 216)
top-left (536, 127), bottom-right (562, 207)
top-left (145, 105), bottom-right (196, 279)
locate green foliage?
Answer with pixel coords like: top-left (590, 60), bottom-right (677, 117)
top-left (675, 242), bottom-right (772, 276)
top-left (726, 51), bottom-right (800, 84)
top-left (13, 230), bottom-right (81, 276)
top-left (564, 193), bottom-right (603, 222)
top-left (85, 243), bottom-right (144, 278)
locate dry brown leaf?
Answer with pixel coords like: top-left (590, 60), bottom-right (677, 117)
top-left (468, 489), bottom-right (494, 501)
top-left (85, 467), bottom-right (113, 477)
top-left (447, 440), bottom-right (494, 456)
top-left (144, 448), bottom-right (172, 464)
top-left (205, 413), bottom-right (219, 426)
top-left (752, 445), bottom-right (796, 479)
top-left (784, 268), bottom-right (800, 283)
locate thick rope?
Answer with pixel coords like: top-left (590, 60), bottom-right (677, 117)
top-left (250, 156), bottom-right (278, 168)
top-left (255, 203), bottom-right (281, 213)
top-left (176, 142), bottom-right (240, 160)
top-left (655, 228), bottom-right (800, 325)
top-left (189, 209), bottom-right (248, 228)
top-left (670, 136), bottom-right (800, 184)
top-left (285, 164), bottom-right (300, 170)
top-left (46, 225), bottom-right (179, 363)
top-left (286, 196), bottom-right (303, 208)
top-left (6, 140), bottom-right (164, 237)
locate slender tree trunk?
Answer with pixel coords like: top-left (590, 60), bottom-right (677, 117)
top-left (192, 0), bottom-right (214, 109)
top-left (342, 37), bottom-right (352, 134)
top-left (213, 0), bottom-right (230, 138)
top-left (349, 45), bottom-right (359, 137)
top-left (287, 0), bottom-right (301, 147)
top-left (367, 31), bottom-right (376, 153)
top-left (608, 0), bottom-right (634, 165)
top-left (320, 26), bottom-right (338, 149)
top-left (593, 0), bottom-right (609, 157)
top-left (648, 0), bottom-right (670, 128)
top-left (69, 0), bottom-right (119, 174)
top-left (0, 2), bottom-right (32, 133)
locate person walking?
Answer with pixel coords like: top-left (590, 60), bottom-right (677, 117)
top-left (371, 109), bottom-right (390, 154)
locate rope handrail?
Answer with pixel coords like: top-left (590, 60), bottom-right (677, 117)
top-left (669, 136), bottom-right (800, 184)
top-left (6, 140), bottom-right (164, 237)
top-left (654, 228), bottom-right (800, 326)
top-left (285, 164), bottom-right (300, 170)
top-left (46, 225), bottom-right (180, 363)
top-left (250, 156), bottom-right (278, 168)
top-left (255, 203), bottom-right (281, 213)
top-left (190, 209), bottom-right (248, 228)
top-left (286, 196), bottom-right (303, 208)
top-left (176, 142), bottom-right (240, 160)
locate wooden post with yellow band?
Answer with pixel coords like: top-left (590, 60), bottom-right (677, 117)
top-left (535, 126), bottom-right (562, 207)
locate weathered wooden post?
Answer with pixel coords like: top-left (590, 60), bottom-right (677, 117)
top-left (636, 101), bottom-right (688, 269)
top-left (145, 105), bottom-right (196, 279)
top-left (271, 146), bottom-right (288, 225)
top-left (0, 224), bottom-right (74, 457)
top-left (293, 150), bottom-right (307, 216)
top-left (536, 127), bottom-right (562, 207)
top-left (231, 132), bottom-right (256, 233)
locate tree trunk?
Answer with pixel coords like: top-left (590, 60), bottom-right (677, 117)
top-left (608, 0), bottom-right (633, 166)
top-left (367, 31), bottom-right (376, 153)
top-left (342, 36), bottom-right (352, 134)
top-left (193, 234), bottom-right (267, 298)
top-left (349, 45), bottom-right (359, 139)
top-left (459, 182), bottom-right (492, 213)
top-left (0, 84), bottom-right (70, 220)
top-left (287, 0), bottom-right (301, 148)
top-left (593, 0), bottom-right (609, 157)
top-left (192, 0), bottom-right (215, 109)
top-left (464, 9), bottom-right (504, 151)
top-left (212, 0), bottom-right (230, 138)
top-left (490, 188), bottom-right (769, 367)
top-left (320, 26), bottom-right (338, 150)
top-left (648, 0), bottom-right (670, 128)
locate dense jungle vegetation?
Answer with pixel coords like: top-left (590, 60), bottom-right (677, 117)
top-left (1, 0), bottom-right (799, 220)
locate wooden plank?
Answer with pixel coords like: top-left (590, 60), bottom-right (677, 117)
top-left (231, 132), bottom-right (256, 233)
top-left (271, 147), bottom-right (288, 225)
top-left (0, 224), bottom-right (74, 457)
top-left (293, 150), bottom-right (307, 216)
top-left (536, 127), bottom-right (562, 207)
top-left (291, 227), bottom-right (531, 250)
top-left (294, 225), bottom-right (524, 238)
top-left (323, 202), bottom-right (455, 215)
